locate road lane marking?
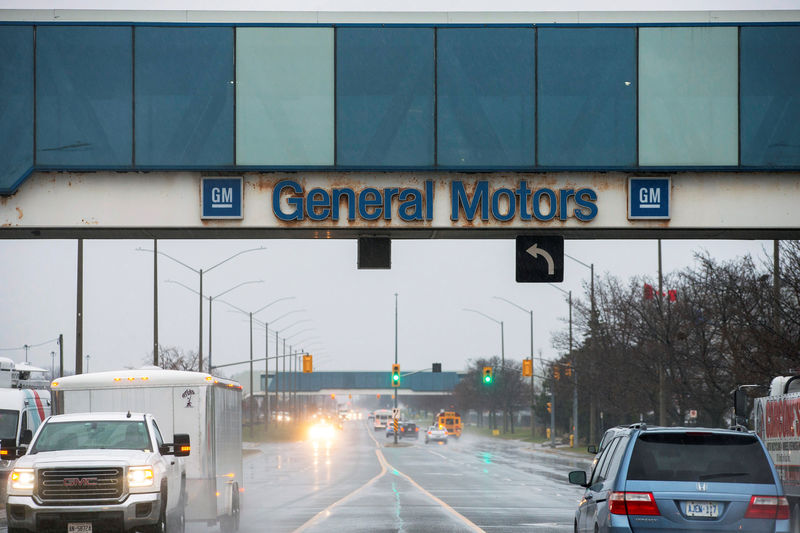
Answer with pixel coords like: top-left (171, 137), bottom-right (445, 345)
top-left (293, 427), bottom-right (388, 532)
top-left (426, 449), bottom-right (448, 460)
top-left (368, 427), bottom-right (485, 533)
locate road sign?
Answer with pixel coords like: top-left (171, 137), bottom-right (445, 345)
top-left (392, 408), bottom-right (400, 418)
top-left (201, 177), bottom-right (243, 219)
top-left (515, 235), bottom-right (564, 282)
top-left (628, 177), bottom-right (670, 220)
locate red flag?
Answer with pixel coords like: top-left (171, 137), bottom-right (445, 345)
top-left (668, 289), bottom-right (677, 302)
top-left (644, 283), bottom-right (654, 300)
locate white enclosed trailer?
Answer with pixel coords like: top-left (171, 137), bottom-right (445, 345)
top-left (51, 368), bottom-right (243, 530)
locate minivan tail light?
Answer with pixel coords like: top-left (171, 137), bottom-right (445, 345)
top-left (609, 492), bottom-right (660, 516)
top-left (745, 495), bottom-right (790, 520)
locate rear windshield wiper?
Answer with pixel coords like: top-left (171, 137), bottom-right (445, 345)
top-left (698, 472), bottom-right (748, 481)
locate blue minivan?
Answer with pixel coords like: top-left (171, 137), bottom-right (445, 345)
top-left (569, 425), bottom-right (790, 532)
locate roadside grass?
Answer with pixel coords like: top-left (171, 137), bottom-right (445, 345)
top-left (244, 423), bottom-right (307, 443)
top-left (463, 426), bottom-right (594, 455)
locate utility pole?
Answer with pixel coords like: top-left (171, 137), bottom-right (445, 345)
top-left (658, 239), bottom-right (666, 426)
top-left (58, 333), bottom-right (63, 378)
top-left (264, 323), bottom-right (269, 430)
top-left (249, 312), bottom-right (254, 431)
top-left (774, 240), bottom-right (780, 333)
top-left (76, 239), bottom-right (83, 375)
top-left (153, 239), bottom-right (158, 366)
top-left (570, 290), bottom-right (577, 448)
top-left (275, 331), bottom-right (279, 422)
top-left (394, 293), bottom-right (399, 445)
top-left (198, 268), bottom-right (203, 372)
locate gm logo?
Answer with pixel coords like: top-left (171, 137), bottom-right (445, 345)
top-left (201, 177), bottom-right (243, 220)
top-left (628, 177), bottom-right (670, 220)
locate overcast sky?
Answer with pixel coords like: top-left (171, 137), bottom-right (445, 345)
top-left (0, 238), bottom-right (772, 378)
top-left (0, 0), bottom-right (784, 380)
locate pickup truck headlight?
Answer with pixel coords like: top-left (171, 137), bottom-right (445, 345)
top-left (10, 468), bottom-right (35, 492)
top-left (127, 466), bottom-right (154, 488)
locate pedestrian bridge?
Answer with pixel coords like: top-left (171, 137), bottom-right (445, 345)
top-left (262, 371), bottom-right (463, 396)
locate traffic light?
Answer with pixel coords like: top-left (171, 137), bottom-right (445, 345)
top-left (330, 393), bottom-right (335, 399)
top-left (391, 364), bottom-right (400, 387)
top-left (546, 402), bottom-right (552, 413)
top-left (482, 366), bottom-right (493, 385)
top-left (564, 362), bottom-right (572, 377)
top-left (554, 366), bottom-right (561, 380)
top-left (377, 394), bottom-right (381, 399)
top-left (522, 359), bottom-right (533, 377)
top-left (302, 354), bottom-right (313, 373)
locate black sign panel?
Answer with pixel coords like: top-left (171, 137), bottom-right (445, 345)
top-left (515, 236), bottom-right (564, 283)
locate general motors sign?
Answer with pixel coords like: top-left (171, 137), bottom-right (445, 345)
top-left (628, 177), bottom-right (670, 220)
top-left (201, 177), bottom-right (243, 219)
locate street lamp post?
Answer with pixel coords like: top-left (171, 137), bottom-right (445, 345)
top-left (565, 253), bottom-right (597, 444)
top-left (463, 308), bottom-right (506, 432)
top-left (208, 280), bottom-right (263, 372)
top-left (136, 246), bottom-right (266, 372)
top-left (548, 284), bottom-right (576, 448)
top-left (494, 296), bottom-right (536, 439)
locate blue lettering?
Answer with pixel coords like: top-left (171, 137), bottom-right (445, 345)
top-left (425, 180), bottom-right (433, 220)
top-left (383, 188), bottom-right (399, 220)
top-left (491, 188), bottom-right (516, 222)
top-left (574, 188), bottom-right (598, 221)
top-left (359, 188), bottom-right (382, 220)
top-left (332, 188), bottom-right (356, 221)
top-left (532, 188), bottom-right (557, 221)
top-left (515, 181), bottom-right (532, 221)
top-left (306, 188), bottom-right (331, 221)
top-left (559, 189), bottom-right (575, 221)
top-left (273, 180), bottom-right (303, 221)
top-left (398, 189), bottom-right (424, 221)
top-left (451, 180), bottom-right (489, 221)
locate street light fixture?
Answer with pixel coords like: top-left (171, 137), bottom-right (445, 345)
top-left (284, 328), bottom-right (314, 341)
top-left (207, 280), bottom-right (263, 371)
top-left (547, 283), bottom-right (576, 448)
top-left (136, 245), bottom-right (266, 370)
top-left (462, 307), bottom-right (506, 432)
top-left (493, 296), bottom-right (536, 440)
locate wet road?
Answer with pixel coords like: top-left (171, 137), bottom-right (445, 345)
top-left (188, 420), bottom-right (590, 533)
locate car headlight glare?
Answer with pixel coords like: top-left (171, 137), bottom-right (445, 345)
top-left (128, 466), bottom-right (154, 487)
top-left (10, 468), bottom-right (35, 490)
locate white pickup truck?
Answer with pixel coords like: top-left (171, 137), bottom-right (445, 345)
top-left (4, 412), bottom-right (189, 533)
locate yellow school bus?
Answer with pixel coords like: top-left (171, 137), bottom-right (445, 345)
top-left (434, 410), bottom-right (462, 438)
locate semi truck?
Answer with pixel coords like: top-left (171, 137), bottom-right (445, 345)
top-left (740, 375), bottom-right (800, 532)
top-left (50, 368), bottom-right (243, 531)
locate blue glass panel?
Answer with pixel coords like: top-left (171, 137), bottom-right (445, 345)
top-left (437, 28), bottom-right (535, 167)
top-left (741, 26), bottom-right (800, 167)
top-left (135, 27), bottom-right (234, 167)
top-left (537, 28), bottom-right (636, 167)
top-left (336, 28), bottom-right (434, 167)
top-left (0, 26), bottom-right (33, 193)
top-left (36, 26), bottom-right (132, 167)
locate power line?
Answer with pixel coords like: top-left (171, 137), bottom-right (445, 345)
top-left (0, 337), bottom-right (59, 352)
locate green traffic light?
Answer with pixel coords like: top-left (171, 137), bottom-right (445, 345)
top-left (484, 375), bottom-right (492, 384)
top-left (393, 374), bottom-right (399, 381)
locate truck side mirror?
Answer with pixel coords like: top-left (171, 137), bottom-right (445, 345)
top-left (733, 389), bottom-right (748, 419)
top-left (19, 429), bottom-right (32, 446)
top-left (172, 434), bottom-right (191, 457)
top-left (568, 470), bottom-right (588, 487)
top-left (587, 445), bottom-right (597, 454)
top-left (0, 438), bottom-right (23, 460)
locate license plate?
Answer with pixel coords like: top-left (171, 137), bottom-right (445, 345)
top-left (684, 501), bottom-right (720, 517)
top-left (68, 523), bottom-right (92, 533)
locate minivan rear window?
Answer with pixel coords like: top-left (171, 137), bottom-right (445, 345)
top-left (626, 432), bottom-right (774, 484)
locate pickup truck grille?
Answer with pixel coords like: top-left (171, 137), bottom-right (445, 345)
top-left (37, 467), bottom-right (124, 503)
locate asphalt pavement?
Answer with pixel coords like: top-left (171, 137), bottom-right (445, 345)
top-left (187, 420), bottom-right (591, 533)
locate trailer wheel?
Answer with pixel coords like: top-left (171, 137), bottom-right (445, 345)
top-left (219, 484), bottom-right (240, 533)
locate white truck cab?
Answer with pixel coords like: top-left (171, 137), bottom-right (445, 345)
top-left (5, 411), bottom-right (190, 533)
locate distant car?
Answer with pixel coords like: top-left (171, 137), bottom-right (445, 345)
top-left (425, 426), bottom-right (447, 444)
top-left (386, 421), bottom-right (401, 438)
top-left (568, 425), bottom-right (790, 533)
top-left (400, 422), bottom-right (419, 439)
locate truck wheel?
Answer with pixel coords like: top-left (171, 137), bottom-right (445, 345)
top-left (145, 488), bottom-right (168, 533)
top-left (169, 494), bottom-right (186, 533)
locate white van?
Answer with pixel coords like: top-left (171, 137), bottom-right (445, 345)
top-left (373, 409), bottom-right (391, 430)
top-left (51, 368), bottom-right (243, 531)
top-left (0, 358), bottom-right (51, 473)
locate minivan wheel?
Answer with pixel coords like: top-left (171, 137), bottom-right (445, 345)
top-left (790, 502), bottom-right (800, 533)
